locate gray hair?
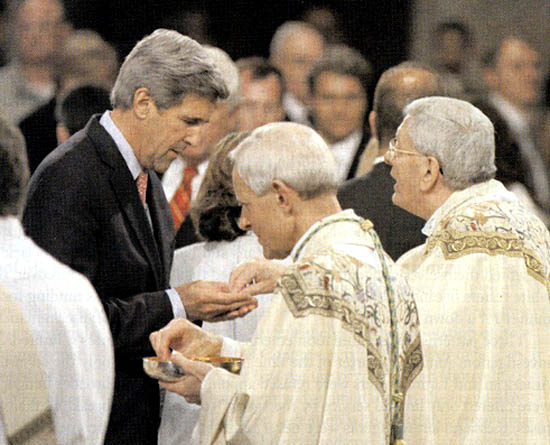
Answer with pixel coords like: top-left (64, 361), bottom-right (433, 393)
top-left (231, 122), bottom-right (339, 199)
top-left (0, 115), bottom-right (29, 216)
top-left (111, 29), bottom-right (228, 110)
top-left (203, 45), bottom-right (240, 110)
top-left (269, 21), bottom-right (323, 58)
top-left (402, 96), bottom-right (496, 190)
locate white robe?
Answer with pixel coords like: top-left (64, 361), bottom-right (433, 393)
top-left (398, 180), bottom-right (550, 443)
top-left (159, 232), bottom-right (275, 445)
top-left (196, 210), bottom-right (430, 444)
top-left (0, 217), bottom-right (114, 445)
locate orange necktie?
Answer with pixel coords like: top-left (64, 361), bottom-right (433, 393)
top-left (136, 170), bottom-right (148, 204)
top-left (169, 165), bottom-right (198, 230)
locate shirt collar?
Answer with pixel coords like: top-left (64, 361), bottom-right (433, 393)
top-left (99, 111), bottom-right (142, 180)
top-left (329, 129), bottom-right (362, 152)
top-left (373, 155), bottom-right (385, 165)
top-left (489, 93), bottom-right (529, 135)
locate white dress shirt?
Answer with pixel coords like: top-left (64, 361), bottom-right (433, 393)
top-left (282, 92), bottom-right (311, 125)
top-left (328, 129), bottom-right (363, 183)
top-left (162, 156), bottom-right (209, 203)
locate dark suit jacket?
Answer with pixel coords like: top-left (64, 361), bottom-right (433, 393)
top-left (18, 97), bottom-right (58, 174)
top-left (23, 116), bottom-right (176, 444)
top-left (473, 99), bottom-right (533, 193)
top-left (338, 161), bottom-right (426, 260)
top-left (345, 129), bottom-right (369, 180)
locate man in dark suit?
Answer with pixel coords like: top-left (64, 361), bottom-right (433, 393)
top-left (308, 44), bottom-right (373, 182)
top-left (23, 29), bottom-right (257, 444)
top-left (477, 36), bottom-right (549, 214)
top-left (338, 62), bottom-right (445, 260)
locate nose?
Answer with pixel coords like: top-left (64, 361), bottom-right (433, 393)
top-left (185, 126), bottom-right (203, 148)
top-left (238, 210), bottom-right (250, 231)
top-left (384, 149), bottom-right (393, 166)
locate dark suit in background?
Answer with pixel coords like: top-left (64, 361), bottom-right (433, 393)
top-left (18, 98), bottom-right (58, 174)
top-left (338, 161), bottom-right (426, 260)
top-left (23, 116), bottom-right (176, 444)
top-left (345, 129), bottom-right (369, 180)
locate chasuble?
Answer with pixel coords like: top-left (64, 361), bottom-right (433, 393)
top-left (398, 180), bottom-right (550, 443)
top-left (195, 210), bottom-right (430, 444)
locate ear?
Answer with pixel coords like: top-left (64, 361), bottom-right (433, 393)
top-left (271, 179), bottom-right (294, 214)
top-left (419, 156), bottom-right (443, 192)
top-left (368, 110), bottom-right (377, 139)
top-left (132, 87), bottom-right (155, 120)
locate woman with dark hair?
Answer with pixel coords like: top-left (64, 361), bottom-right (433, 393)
top-left (159, 131), bottom-right (278, 445)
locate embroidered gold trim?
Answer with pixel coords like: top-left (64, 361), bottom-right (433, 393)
top-left (427, 228), bottom-right (547, 285)
top-left (278, 270), bottom-right (388, 401)
top-left (401, 335), bottom-right (423, 396)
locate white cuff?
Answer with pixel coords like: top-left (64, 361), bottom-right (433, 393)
top-left (166, 288), bottom-right (186, 319)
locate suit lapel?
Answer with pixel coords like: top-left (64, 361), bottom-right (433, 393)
top-left (110, 170), bottom-right (163, 287)
top-left (347, 129), bottom-right (370, 180)
top-left (147, 171), bottom-right (175, 286)
top-left (87, 116), bottom-right (164, 288)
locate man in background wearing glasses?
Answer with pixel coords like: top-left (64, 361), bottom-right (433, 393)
top-left (338, 61), bottom-right (445, 260)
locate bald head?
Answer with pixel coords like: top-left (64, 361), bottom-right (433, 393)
top-left (372, 62), bottom-right (445, 146)
top-left (269, 21), bottom-right (324, 102)
top-left (232, 122), bottom-right (339, 199)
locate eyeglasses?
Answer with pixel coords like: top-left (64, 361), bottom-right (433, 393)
top-left (387, 137), bottom-right (444, 174)
top-left (387, 138), bottom-right (427, 160)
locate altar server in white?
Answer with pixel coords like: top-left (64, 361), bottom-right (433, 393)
top-left (0, 115), bottom-right (114, 444)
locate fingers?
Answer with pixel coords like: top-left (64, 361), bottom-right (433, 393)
top-left (209, 301), bottom-right (258, 322)
top-left (149, 326), bottom-right (171, 360)
top-left (171, 351), bottom-right (213, 381)
top-left (200, 297), bottom-right (258, 321)
top-left (149, 318), bottom-right (191, 360)
top-left (229, 261), bottom-right (258, 292)
top-left (237, 281), bottom-right (272, 298)
top-left (159, 375), bottom-right (201, 404)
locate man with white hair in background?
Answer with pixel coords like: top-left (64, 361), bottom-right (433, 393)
top-left (269, 21), bottom-right (324, 125)
top-left (150, 122), bottom-right (432, 444)
top-left (388, 96), bottom-right (550, 442)
top-left (162, 45), bottom-right (241, 247)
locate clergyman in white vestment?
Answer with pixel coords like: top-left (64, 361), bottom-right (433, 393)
top-left (386, 96), bottom-right (550, 443)
top-left (151, 122), bottom-right (432, 444)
